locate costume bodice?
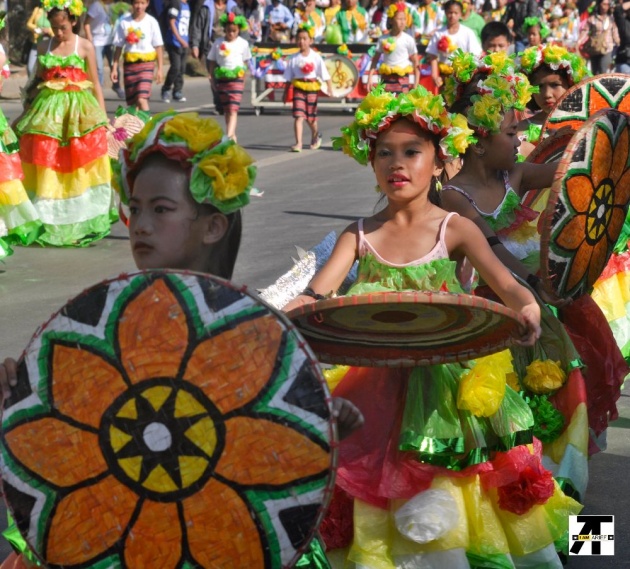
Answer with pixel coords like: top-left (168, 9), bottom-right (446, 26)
top-left (348, 212), bottom-right (472, 294)
top-left (39, 36), bottom-right (86, 72)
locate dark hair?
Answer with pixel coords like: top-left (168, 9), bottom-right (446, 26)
top-left (443, 0), bottom-right (463, 12)
top-left (199, 205), bottom-right (242, 280)
top-left (47, 7), bottom-right (80, 33)
top-left (526, 64), bottom-right (571, 111)
top-left (596, 0), bottom-right (612, 15)
top-left (481, 21), bottom-right (513, 45)
top-left (447, 70), bottom-right (489, 113)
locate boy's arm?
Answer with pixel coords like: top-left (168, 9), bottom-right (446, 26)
top-left (111, 46), bottom-right (123, 83)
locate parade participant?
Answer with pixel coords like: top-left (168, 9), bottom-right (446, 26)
top-left (15, 0), bottom-right (117, 247)
top-left (501, 0), bottom-right (539, 52)
top-left (461, 0), bottom-right (485, 41)
top-left (161, 0), bottom-right (190, 103)
top-left (443, 52), bottom-right (627, 463)
top-left (283, 22), bottom-right (333, 151)
top-left (292, 0), bottom-right (326, 41)
top-left (207, 12), bottom-right (251, 142)
top-left (416, 0), bottom-right (444, 44)
top-left (367, 2), bottom-right (419, 93)
top-left (425, 0), bottom-right (482, 89)
top-left (111, 0), bottom-right (164, 111)
top-left (0, 40), bottom-right (41, 259)
top-left (0, 110), bottom-right (363, 569)
top-left (84, 0), bottom-right (114, 86)
top-left (523, 16), bottom-right (550, 48)
top-left (480, 20), bottom-right (513, 53)
top-left (284, 84), bottom-right (582, 569)
top-left (335, 0), bottom-right (369, 44)
top-left (25, 2), bottom-right (52, 77)
top-left (516, 44), bottom-right (589, 147)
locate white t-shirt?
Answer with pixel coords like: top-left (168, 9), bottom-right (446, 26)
top-left (377, 31), bottom-right (417, 68)
top-left (87, 1), bottom-right (112, 47)
top-left (207, 36), bottom-right (252, 69)
top-left (426, 24), bottom-right (482, 62)
top-left (112, 13), bottom-right (164, 54)
top-left (284, 49), bottom-right (331, 82)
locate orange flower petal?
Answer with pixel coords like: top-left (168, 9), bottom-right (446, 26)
top-left (607, 207), bottom-right (627, 240)
top-left (565, 175), bottom-right (593, 214)
top-left (124, 500), bottom-right (181, 568)
top-left (591, 127), bottom-right (612, 188)
top-left (118, 279), bottom-right (189, 384)
top-left (4, 418), bottom-right (107, 487)
top-left (588, 237), bottom-right (609, 286)
top-left (184, 315), bottom-right (283, 414)
top-left (566, 239), bottom-right (593, 291)
top-left (610, 125), bottom-right (629, 185)
top-left (216, 417), bottom-right (329, 485)
top-left (46, 476), bottom-right (137, 565)
top-left (555, 214), bottom-right (586, 251)
top-left (52, 343), bottom-right (128, 429)
top-left (182, 478), bottom-right (265, 568)
top-left (613, 168), bottom-right (630, 206)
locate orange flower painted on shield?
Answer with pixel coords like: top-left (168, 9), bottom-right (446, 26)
top-left (1, 274), bottom-right (331, 568)
top-left (553, 118), bottom-right (630, 295)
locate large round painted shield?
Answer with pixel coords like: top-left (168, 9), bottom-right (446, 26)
top-left (541, 74), bottom-right (630, 136)
top-left (0, 271), bottom-right (335, 569)
top-left (320, 55), bottom-right (358, 98)
top-left (540, 109), bottom-right (630, 299)
top-left (287, 292), bottom-right (525, 367)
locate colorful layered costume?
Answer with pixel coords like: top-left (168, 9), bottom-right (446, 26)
top-left (325, 214), bottom-right (581, 569)
top-left (0, 108), bottom-right (41, 258)
top-left (16, 39), bottom-right (116, 246)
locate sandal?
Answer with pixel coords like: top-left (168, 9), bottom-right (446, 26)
top-left (310, 132), bottom-right (322, 150)
top-left (290, 145), bottom-right (302, 152)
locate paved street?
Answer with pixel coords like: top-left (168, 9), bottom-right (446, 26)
top-left (0, 75), bottom-right (628, 567)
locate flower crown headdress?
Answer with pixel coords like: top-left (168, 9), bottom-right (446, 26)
top-left (41, 0), bottom-right (85, 16)
top-left (386, 2), bottom-right (409, 18)
top-left (219, 12), bottom-right (249, 30)
top-left (443, 49), bottom-right (517, 108)
top-left (117, 111), bottom-right (256, 215)
top-left (298, 20), bottom-right (316, 38)
top-left (332, 84), bottom-right (476, 165)
top-left (467, 72), bottom-right (536, 136)
top-left (518, 45), bottom-right (590, 86)
top-left (523, 16), bottom-right (550, 39)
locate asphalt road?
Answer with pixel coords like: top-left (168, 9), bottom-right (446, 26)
top-left (0, 75), bottom-right (628, 568)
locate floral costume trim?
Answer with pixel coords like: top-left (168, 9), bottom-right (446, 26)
top-left (378, 63), bottom-right (413, 76)
top-left (518, 45), bottom-right (590, 86)
top-left (332, 84), bottom-right (476, 164)
top-left (124, 50), bottom-right (157, 63)
top-left (214, 65), bottom-right (246, 79)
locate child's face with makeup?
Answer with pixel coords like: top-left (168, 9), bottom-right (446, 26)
top-left (128, 156), bottom-right (216, 272)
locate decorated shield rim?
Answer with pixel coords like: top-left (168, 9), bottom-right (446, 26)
top-left (0, 269), bottom-right (338, 569)
top-left (539, 109), bottom-right (630, 299)
top-left (541, 73), bottom-right (630, 137)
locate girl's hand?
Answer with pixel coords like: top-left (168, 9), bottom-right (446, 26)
top-left (111, 68), bottom-right (119, 83)
top-left (332, 397), bottom-right (364, 440)
top-left (156, 69), bottom-right (163, 84)
top-left (282, 294), bottom-right (317, 313)
top-left (433, 74), bottom-right (443, 88)
top-left (513, 304), bottom-right (541, 347)
top-left (0, 358), bottom-right (18, 401)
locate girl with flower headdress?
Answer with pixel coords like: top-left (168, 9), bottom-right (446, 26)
top-left (516, 44), bottom-right (589, 151)
top-left (207, 12), bottom-right (251, 142)
top-left (292, 0), bottom-right (326, 41)
top-left (283, 84), bottom-right (582, 568)
top-left (442, 53), bottom-right (627, 495)
top-left (111, 0), bottom-right (164, 111)
top-left (425, 0), bottom-right (482, 89)
top-left (284, 22), bottom-right (333, 152)
top-left (522, 16), bottom-right (551, 48)
top-left (14, 0), bottom-right (117, 247)
top-left (367, 2), bottom-right (419, 93)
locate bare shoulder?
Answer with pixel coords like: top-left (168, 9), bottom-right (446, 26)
top-left (79, 36), bottom-right (96, 55)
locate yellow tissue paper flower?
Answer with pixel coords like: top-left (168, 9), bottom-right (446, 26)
top-left (164, 113), bottom-right (223, 154)
top-left (457, 350), bottom-right (510, 417)
top-left (522, 359), bottom-right (566, 394)
top-left (356, 89), bottom-right (396, 127)
top-left (450, 114), bottom-right (475, 154)
top-left (198, 143), bottom-right (254, 201)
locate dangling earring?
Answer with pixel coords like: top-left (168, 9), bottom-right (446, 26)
top-left (374, 184), bottom-right (382, 193)
top-left (434, 177), bottom-right (443, 192)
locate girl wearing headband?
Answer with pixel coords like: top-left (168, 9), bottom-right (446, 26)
top-left (283, 85), bottom-right (583, 568)
top-left (15, 0), bottom-right (117, 247)
top-left (207, 12), bottom-right (251, 142)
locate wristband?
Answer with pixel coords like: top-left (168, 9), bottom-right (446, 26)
top-left (302, 287), bottom-right (325, 300)
top-left (487, 235), bottom-right (501, 247)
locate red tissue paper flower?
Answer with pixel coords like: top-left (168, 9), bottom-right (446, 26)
top-left (301, 62), bottom-right (315, 74)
